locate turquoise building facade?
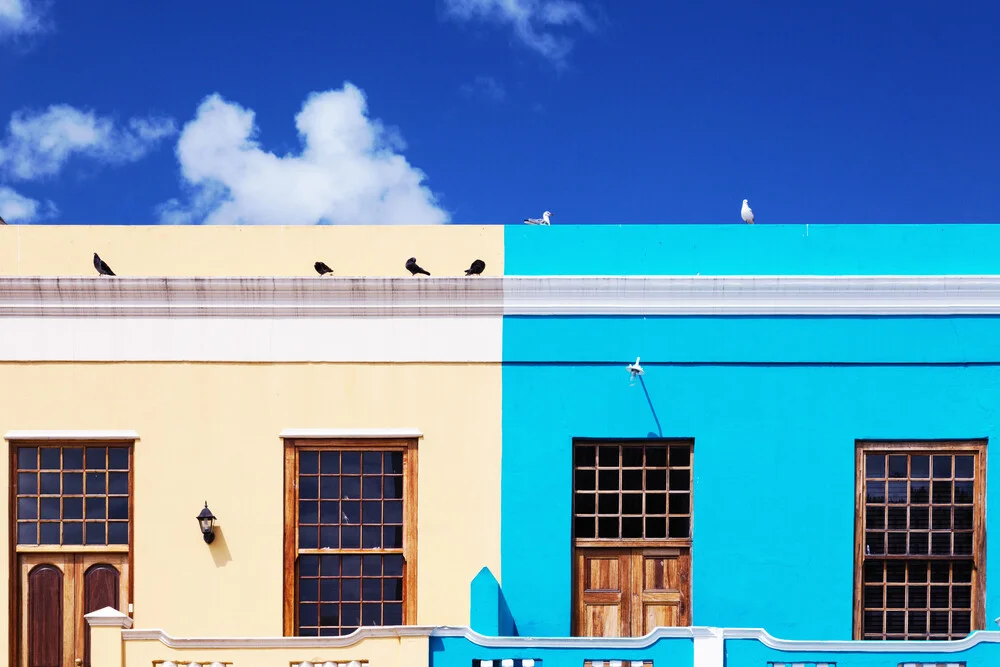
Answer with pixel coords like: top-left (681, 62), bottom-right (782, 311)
top-left (492, 224), bottom-right (1000, 652)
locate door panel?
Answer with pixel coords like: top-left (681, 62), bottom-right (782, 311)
top-left (575, 549), bottom-right (630, 637)
top-left (82, 563), bottom-right (121, 667)
top-left (18, 553), bottom-right (129, 667)
top-left (574, 547), bottom-right (690, 637)
top-left (27, 565), bottom-right (64, 667)
top-left (633, 551), bottom-right (689, 634)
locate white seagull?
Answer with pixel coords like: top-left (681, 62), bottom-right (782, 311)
top-left (524, 210), bottom-right (552, 225)
top-left (741, 199), bottom-right (754, 225)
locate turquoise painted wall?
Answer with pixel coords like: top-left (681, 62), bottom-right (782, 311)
top-left (429, 635), bottom-right (693, 667)
top-left (725, 636), bottom-right (1000, 667)
top-left (504, 224), bottom-right (1000, 275)
top-left (499, 224), bottom-right (1000, 639)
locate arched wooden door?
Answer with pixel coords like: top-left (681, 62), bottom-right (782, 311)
top-left (19, 553), bottom-right (129, 667)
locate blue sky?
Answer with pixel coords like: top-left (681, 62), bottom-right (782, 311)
top-left (0, 1), bottom-right (998, 226)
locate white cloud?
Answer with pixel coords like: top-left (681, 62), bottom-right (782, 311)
top-left (159, 83), bottom-right (449, 226)
top-left (461, 75), bottom-right (507, 102)
top-left (0, 185), bottom-right (56, 222)
top-left (0, 0), bottom-right (45, 40)
top-left (0, 105), bottom-right (176, 180)
top-left (443, 0), bottom-right (594, 64)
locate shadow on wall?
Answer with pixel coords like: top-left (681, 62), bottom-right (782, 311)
top-left (639, 375), bottom-right (663, 437)
top-left (210, 525), bottom-right (233, 568)
top-left (470, 567), bottom-right (518, 637)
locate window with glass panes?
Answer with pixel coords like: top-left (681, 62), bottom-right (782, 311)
top-left (283, 439), bottom-right (416, 637)
top-left (855, 441), bottom-right (985, 640)
top-left (573, 440), bottom-right (692, 543)
top-left (13, 444), bottom-right (132, 547)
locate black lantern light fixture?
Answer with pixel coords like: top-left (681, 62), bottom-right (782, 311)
top-left (196, 501), bottom-right (217, 544)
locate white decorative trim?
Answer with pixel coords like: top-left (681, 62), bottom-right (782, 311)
top-left (85, 606), bottom-right (134, 628)
top-left (280, 428), bottom-right (422, 439)
top-left (4, 429), bottom-right (139, 441)
top-left (693, 628), bottom-right (724, 667)
top-left (0, 317), bottom-right (501, 363)
top-left (431, 625), bottom-right (711, 647)
top-left (122, 626), bottom-right (438, 648)
top-left (4, 275), bottom-right (1000, 317)
top-left (723, 627), bottom-right (1000, 652)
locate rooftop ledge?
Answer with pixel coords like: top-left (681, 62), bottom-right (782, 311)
top-left (2, 275), bottom-right (1000, 316)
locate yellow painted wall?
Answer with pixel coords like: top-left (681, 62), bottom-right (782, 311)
top-left (0, 224), bottom-right (504, 277)
top-left (0, 362), bottom-right (501, 646)
top-left (122, 634), bottom-right (430, 667)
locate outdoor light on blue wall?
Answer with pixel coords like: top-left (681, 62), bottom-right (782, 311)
top-left (627, 357), bottom-right (644, 386)
top-left (196, 501), bottom-right (217, 544)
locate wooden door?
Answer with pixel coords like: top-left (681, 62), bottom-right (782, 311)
top-left (574, 547), bottom-right (690, 637)
top-left (19, 553), bottom-right (129, 667)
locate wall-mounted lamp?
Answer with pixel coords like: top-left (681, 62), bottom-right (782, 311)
top-left (196, 501), bottom-right (217, 544)
top-left (627, 357), bottom-right (644, 386)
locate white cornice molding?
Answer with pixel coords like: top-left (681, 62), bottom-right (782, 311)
top-left (122, 626), bottom-right (438, 648)
top-left (280, 428), bottom-right (423, 439)
top-left (3, 275), bottom-right (1000, 316)
top-left (119, 625), bottom-right (1000, 652)
top-left (85, 606), bottom-right (134, 628)
top-left (4, 430), bottom-right (139, 441)
top-left (722, 627), bottom-right (1000, 652)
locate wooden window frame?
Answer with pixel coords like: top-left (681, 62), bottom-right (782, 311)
top-left (572, 438), bottom-right (693, 549)
top-left (282, 437), bottom-right (418, 636)
top-left (7, 439), bottom-right (136, 667)
top-left (853, 439), bottom-right (987, 640)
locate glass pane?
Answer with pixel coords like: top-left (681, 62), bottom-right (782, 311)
top-left (40, 497), bottom-right (59, 520)
top-left (383, 526), bottom-right (403, 548)
top-left (362, 526), bottom-right (381, 548)
top-left (668, 445), bottom-right (690, 467)
top-left (384, 555), bottom-right (404, 577)
top-left (86, 497), bottom-right (106, 519)
top-left (597, 516), bottom-right (619, 537)
top-left (85, 522), bottom-right (106, 545)
top-left (909, 532), bottom-right (928, 555)
top-left (954, 532), bottom-right (973, 555)
top-left (574, 469), bottom-right (596, 490)
top-left (341, 477), bottom-right (360, 499)
top-left (341, 526), bottom-right (360, 548)
top-left (362, 477), bottom-right (382, 499)
top-left (954, 481), bottom-right (973, 503)
top-left (341, 603), bottom-right (360, 628)
top-left (646, 493), bottom-right (666, 514)
top-left (910, 507), bottom-right (929, 529)
top-left (107, 448), bottom-right (129, 470)
top-left (598, 494), bottom-right (619, 514)
top-left (362, 501), bottom-right (382, 523)
top-left (299, 578), bottom-right (319, 602)
top-left (40, 522), bottom-right (60, 544)
top-left (62, 448), bottom-right (83, 469)
top-left (300, 450), bottom-right (319, 475)
top-left (17, 498), bottom-right (37, 520)
top-left (598, 470), bottom-right (619, 491)
top-left (887, 481), bottom-right (907, 503)
top-left (866, 454), bottom-right (885, 478)
top-left (385, 452), bottom-right (403, 474)
top-left (299, 555), bottom-right (319, 577)
top-left (646, 446), bottom-right (667, 467)
top-left (362, 603), bottom-right (381, 626)
top-left (575, 493), bottom-right (596, 514)
top-left (385, 476), bottom-right (403, 499)
top-left (86, 472), bottom-right (106, 495)
top-left (299, 603), bottom-right (318, 627)
top-left (86, 448), bottom-right (106, 469)
top-left (574, 516), bottom-right (594, 539)
top-left (342, 578), bottom-right (360, 601)
top-left (319, 603), bottom-right (339, 627)
top-left (622, 493), bottom-right (643, 514)
top-left (320, 554), bottom-right (340, 576)
top-left (299, 501), bottom-right (318, 524)
top-left (320, 501), bottom-right (340, 524)
top-left (669, 469), bottom-right (690, 491)
top-left (574, 445), bottom-right (596, 467)
top-left (645, 469), bottom-right (666, 491)
top-left (362, 451), bottom-right (382, 474)
top-left (887, 507), bottom-right (906, 529)
top-left (910, 455), bottom-right (930, 478)
top-left (954, 455), bottom-right (974, 479)
top-left (108, 522), bottom-right (128, 545)
top-left (320, 451), bottom-right (340, 474)
top-left (342, 501), bottom-right (360, 524)
top-left (622, 447), bottom-right (643, 467)
top-left (342, 555), bottom-right (361, 577)
top-left (668, 516), bottom-right (690, 537)
top-left (17, 472), bottom-right (37, 495)
top-left (319, 526), bottom-right (339, 549)
top-left (17, 522), bottom-right (37, 544)
top-left (299, 526), bottom-right (318, 549)
top-left (299, 476), bottom-right (318, 499)
top-left (384, 603), bottom-right (402, 625)
top-left (866, 532), bottom-right (885, 554)
top-left (384, 579), bottom-right (403, 601)
top-left (40, 473), bottom-right (60, 494)
top-left (342, 452), bottom-right (361, 475)
top-left (910, 480), bottom-right (929, 504)
top-left (598, 445), bottom-right (618, 467)
top-left (62, 497), bottom-right (82, 520)
top-left (40, 448), bottom-right (60, 469)
top-left (932, 455), bottom-right (951, 479)
top-left (955, 507), bottom-right (973, 530)
top-left (641, 516), bottom-right (664, 538)
top-left (64, 522), bottom-right (83, 545)
top-left (362, 578), bottom-right (382, 601)
top-left (320, 578), bottom-right (339, 602)
top-left (866, 482), bottom-right (885, 503)
top-left (887, 455), bottom-right (907, 478)
top-left (108, 473), bottom-right (128, 495)
top-left (384, 501), bottom-right (403, 524)
top-left (108, 497), bottom-right (128, 520)
top-left (63, 473), bottom-right (83, 495)
top-left (17, 447), bottom-right (38, 469)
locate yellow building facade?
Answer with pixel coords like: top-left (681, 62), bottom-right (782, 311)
top-left (0, 225), bottom-right (504, 666)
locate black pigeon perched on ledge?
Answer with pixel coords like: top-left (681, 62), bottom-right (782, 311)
top-left (405, 257), bottom-right (430, 276)
top-left (93, 253), bottom-right (115, 276)
top-left (465, 259), bottom-right (486, 276)
top-left (314, 261), bottom-right (333, 275)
